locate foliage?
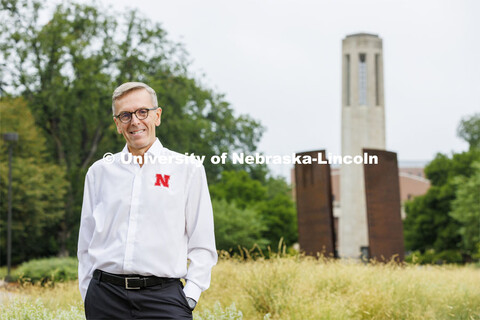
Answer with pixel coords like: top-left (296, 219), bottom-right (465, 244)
top-left (450, 161), bottom-right (480, 255)
top-left (423, 150), bottom-right (479, 186)
top-left (403, 183), bottom-right (460, 253)
top-left (404, 113), bottom-right (480, 260)
top-left (405, 249), bottom-right (463, 265)
top-left (210, 171), bottom-right (297, 249)
top-left (457, 112), bottom-right (480, 150)
top-left (0, 97), bottom-right (68, 265)
top-left (212, 199), bottom-right (268, 252)
top-left (12, 257), bottom-right (78, 284)
top-left (210, 171), bottom-right (267, 209)
top-left (256, 178), bottom-right (297, 247)
top-left (403, 149), bottom-right (480, 258)
top-left (0, 0), bottom-right (264, 257)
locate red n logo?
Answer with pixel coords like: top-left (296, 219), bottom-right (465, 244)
top-left (154, 174), bottom-right (170, 187)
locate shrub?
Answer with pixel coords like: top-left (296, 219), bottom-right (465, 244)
top-left (406, 249), bottom-right (464, 264)
top-left (13, 256), bottom-right (78, 285)
top-left (212, 199), bottom-right (269, 252)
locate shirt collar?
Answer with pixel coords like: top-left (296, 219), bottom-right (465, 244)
top-left (121, 138), bottom-right (164, 156)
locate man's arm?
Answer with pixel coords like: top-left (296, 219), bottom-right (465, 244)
top-left (184, 165), bottom-right (218, 302)
top-left (77, 169), bottom-right (96, 302)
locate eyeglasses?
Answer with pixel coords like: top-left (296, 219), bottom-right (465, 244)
top-left (114, 107), bottom-right (158, 123)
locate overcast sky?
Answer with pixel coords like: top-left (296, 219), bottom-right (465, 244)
top-left (75, 0), bottom-right (479, 178)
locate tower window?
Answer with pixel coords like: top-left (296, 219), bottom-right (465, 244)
top-left (375, 54), bottom-right (380, 106)
top-left (345, 54), bottom-right (350, 106)
top-left (358, 53), bottom-right (367, 105)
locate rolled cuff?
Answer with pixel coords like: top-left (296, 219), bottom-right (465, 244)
top-left (183, 280), bottom-right (202, 302)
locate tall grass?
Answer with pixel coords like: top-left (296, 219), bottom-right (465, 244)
top-left (1, 255), bottom-right (479, 319)
top-left (202, 256), bottom-right (480, 319)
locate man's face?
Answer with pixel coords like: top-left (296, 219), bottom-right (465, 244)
top-left (113, 88), bottom-right (162, 155)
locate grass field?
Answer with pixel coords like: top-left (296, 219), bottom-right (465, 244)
top-left (1, 256), bottom-right (479, 319)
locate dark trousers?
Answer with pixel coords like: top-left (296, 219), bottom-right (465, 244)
top-left (84, 272), bottom-right (193, 320)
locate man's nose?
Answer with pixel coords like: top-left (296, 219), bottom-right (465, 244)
top-left (130, 112), bottom-right (142, 125)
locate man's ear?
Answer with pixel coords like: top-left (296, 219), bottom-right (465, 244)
top-left (156, 108), bottom-right (162, 126)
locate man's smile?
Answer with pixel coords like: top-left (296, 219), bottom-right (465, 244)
top-left (130, 129), bottom-right (146, 135)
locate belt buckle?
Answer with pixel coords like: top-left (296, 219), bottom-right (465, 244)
top-left (125, 277), bottom-right (141, 289)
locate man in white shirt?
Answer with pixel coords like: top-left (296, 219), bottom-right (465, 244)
top-left (77, 82), bottom-right (217, 319)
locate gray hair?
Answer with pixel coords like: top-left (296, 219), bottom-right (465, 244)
top-left (112, 82), bottom-right (158, 115)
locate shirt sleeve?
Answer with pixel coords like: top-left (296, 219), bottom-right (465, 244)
top-left (183, 164), bottom-right (218, 302)
top-left (77, 168), bottom-right (96, 302)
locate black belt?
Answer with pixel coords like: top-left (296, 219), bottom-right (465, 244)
top-left (93, 269), bottom-right (178, 290)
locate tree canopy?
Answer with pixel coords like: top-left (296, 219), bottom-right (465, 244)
top-left (210, 171), bottom-right (297, 251)
top-left (0, 97), bottom-right (68, 264)
top-left (457, 113), bottom-right (480, 150)
top-left (404, 113), bottom-right (480, 260)
top-left (0, 0), bottom-right (266, 257)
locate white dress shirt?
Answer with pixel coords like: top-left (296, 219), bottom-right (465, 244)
top-left (77, 138), bottom-right (217, 302)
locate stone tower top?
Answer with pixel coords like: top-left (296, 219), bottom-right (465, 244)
top-left (342, 33), bottom-right (384, 107)
top-left (346, 33), bottom-right (379, 38)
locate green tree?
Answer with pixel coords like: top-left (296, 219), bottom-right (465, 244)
top-left (450, 162), bottom-right (480, 256)
top-left (257, 178), bottom-right (297, 247)
top-left (1, 0), bottom-right (263, 256)
top-left (210, 171), bottom-right (267, 209)
top-left (212, 199), bottom-right (268, 253)
top-left (457, 113), bottom-right (480, 150)
top-left (404, 149), bottom-right (480, 257)
top-left (0, 98), bottom-right (68, 265)
top-left (210, 171), bottom-right (297, 249)
top-left (403, 183), bottom-right (460, 253)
